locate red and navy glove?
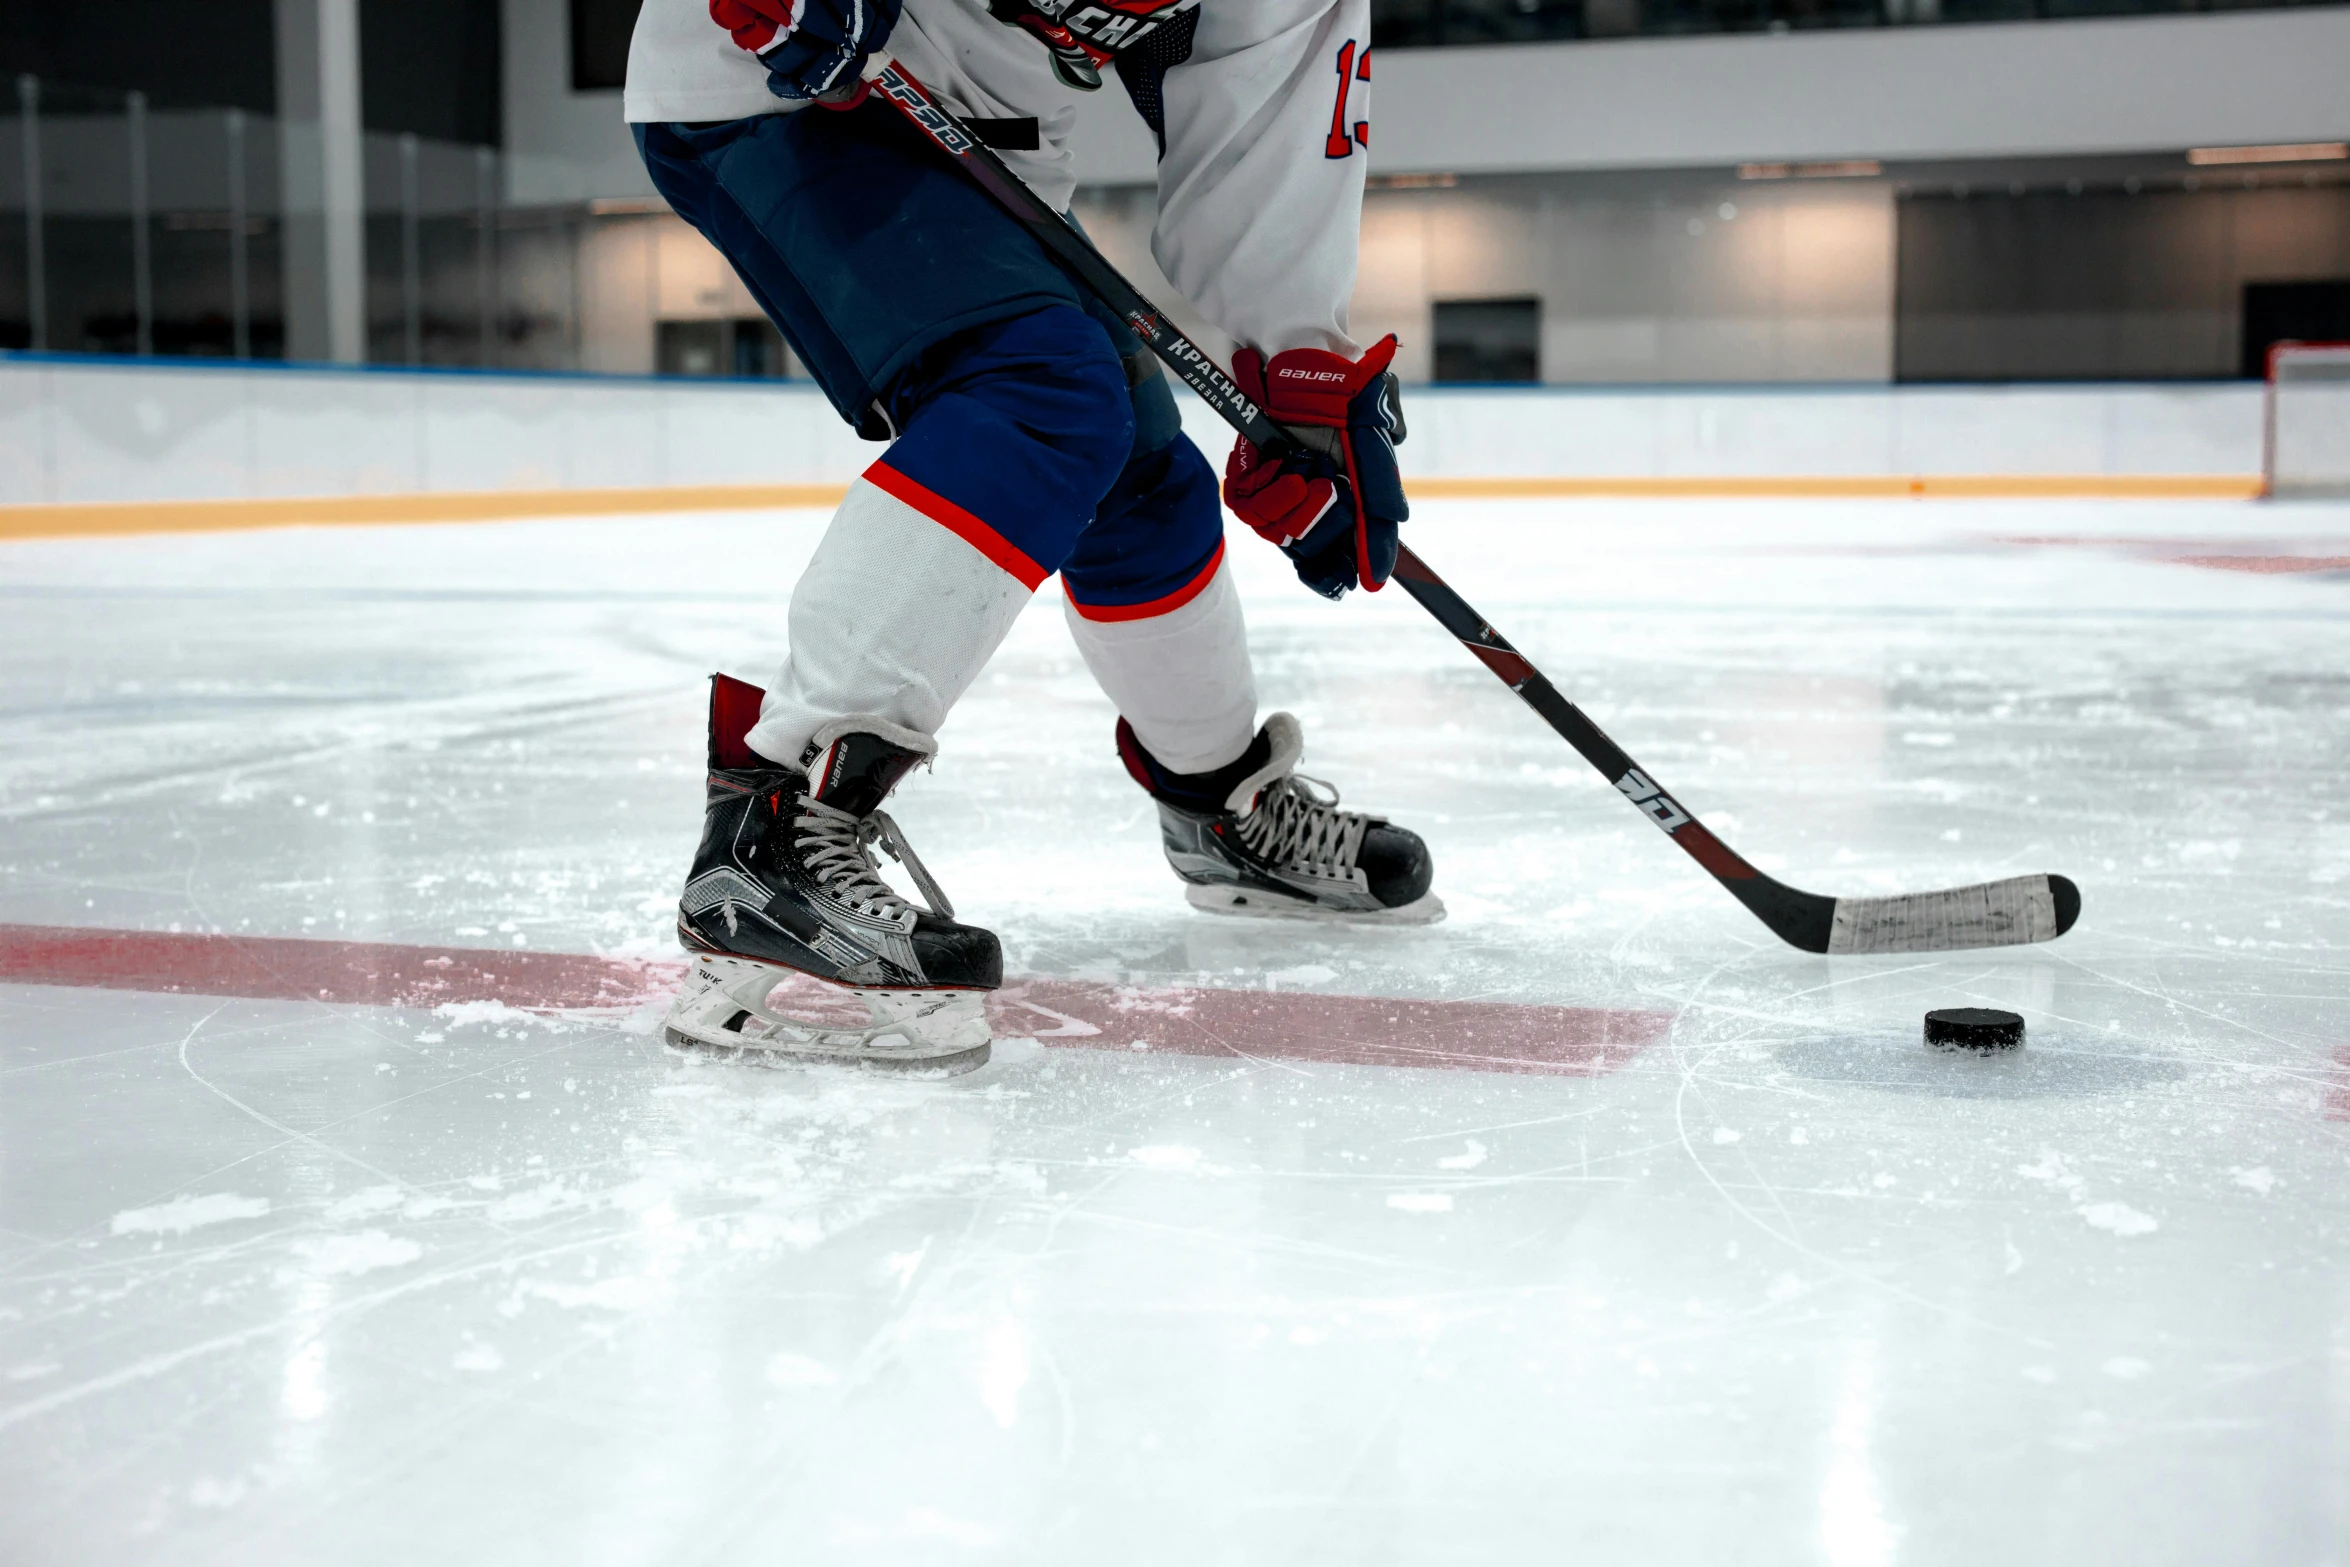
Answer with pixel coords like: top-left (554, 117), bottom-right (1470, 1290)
top-left (1223, 335), bottom-right (1409, 600)
top-left (709, 0), bottom-right (902, 102)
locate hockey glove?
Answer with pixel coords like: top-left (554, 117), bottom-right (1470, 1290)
top-left (1223, 335), bottom-right (1409, 600)
top-left (709, 0), bottom-right (903, 103)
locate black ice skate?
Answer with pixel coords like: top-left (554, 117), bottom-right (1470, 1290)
top-left (666, 674), bottom-right (1000, 1073)
top-left (1119, 712), bottom-right (1443, 925)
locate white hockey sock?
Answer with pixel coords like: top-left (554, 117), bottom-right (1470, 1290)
top-left (1064, 556), bottom-right (1259, 775)
top-left (747, 475), bottom-right (1038, 765)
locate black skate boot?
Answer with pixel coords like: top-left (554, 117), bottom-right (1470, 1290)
top-left (665, 674), bottom-right (1000, 1073)
top-left (1118, 713), bottom-right (1442, 924)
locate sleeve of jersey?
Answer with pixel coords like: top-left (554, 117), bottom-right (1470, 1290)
top-left (1148, 0), bottom-right (1370, 359)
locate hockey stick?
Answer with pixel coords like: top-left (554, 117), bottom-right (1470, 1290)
top-left (850, 56), bottom-right (2081, 955)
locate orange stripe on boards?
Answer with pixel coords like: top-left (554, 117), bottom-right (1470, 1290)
top-left (1407, 474), bottom-right (2263, 500)
top-left (860, 462), bottom-right (1049, 590)
top-left (1065, 540), bottom-right (1227, 623)
top-left (0, 473), bottom-right (2268, 543)
top-left (0, 483), bottom-right (852, 541)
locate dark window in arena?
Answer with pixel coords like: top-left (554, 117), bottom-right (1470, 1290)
top-left (1434, 298), bottom-right (1542, 384)
top-left (572, 0), bottom-right (646, 92)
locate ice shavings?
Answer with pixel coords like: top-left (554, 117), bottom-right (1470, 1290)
top-left (432, 999), bottom-right (551, 1030)
top-left (453, 1342), bottom-right (505, 1373)
top-left (1387, 1193), bottom-right (1454, 1213)
top-left (826, 1509), bottom-right (1001, 1550)
top-left (487, 1181), bottom-right (593, 1223)
top-left (186, 1477), bottom-right (248, 1510)
top-left (283, 1230), bottom-right (423, 1278)
top-left (323, 1186), bottom-right (405, 1222)
top-left (767, 1353), bottom-right (840, 1388)
top-left (2078, 1202), bottom-right (2159, 1237)
top-left (1435, 1140), bottom-right (1488, 1171)
top-left (2019, 1151), bottom-right (2159, 1237)
top-left (111, 1193), bottom-right (270, 1237)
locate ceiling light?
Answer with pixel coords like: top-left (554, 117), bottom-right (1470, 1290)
top-left (2186, 142), bottom-right (2347, 166)
top-left (1738, 159), bottom-right (1882, 180)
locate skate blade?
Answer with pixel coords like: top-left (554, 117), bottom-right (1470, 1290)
top-left (663, 956), bottom-right (993, 1075)
top-left (1183, 882), bottom-right (1447, 927)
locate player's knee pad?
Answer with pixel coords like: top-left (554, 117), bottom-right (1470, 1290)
top-left (873, 305), bottom-right (1135, 582)
top-left (1061, 432), bottom-right (1227, 618)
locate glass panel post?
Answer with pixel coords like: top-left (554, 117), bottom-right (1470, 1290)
top-left (475, 145), bottom-right (497, 368)
top-left (17, 74), bottom-right (43, 351)
top-left (128, 89), bottom-right (152, 355)
top-left (227, 109), bottom-right (250, 359)
top-left (399, 132), bottom-right (420, 365)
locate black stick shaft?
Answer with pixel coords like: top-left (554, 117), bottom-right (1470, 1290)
top-left (859, 58), bottom-right (1831, 950)
top-left (863, 64), bottom-right (1289, 453)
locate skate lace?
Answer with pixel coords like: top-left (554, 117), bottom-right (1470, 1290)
top-left (1236, 774), bottom-right (1369, 873)
top-left (794, 798), bottom-right (956, 922)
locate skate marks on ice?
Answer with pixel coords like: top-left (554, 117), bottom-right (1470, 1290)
top-left (0, 923), bottom-right (1671, 1078)
top-left (0, 988), bottom-right (1084, 1555)
top-left (1774, 1025), bottom-right (2193, 1100)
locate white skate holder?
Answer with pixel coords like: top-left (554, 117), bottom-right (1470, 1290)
top-left (665, 954), bottom-right (992, 1074)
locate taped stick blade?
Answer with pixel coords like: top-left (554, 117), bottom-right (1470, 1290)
top-left (1825, 874), bottom-right (2078, 955)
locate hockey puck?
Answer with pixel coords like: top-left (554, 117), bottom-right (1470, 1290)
top-left (1924, 1007), bottom-right (2025, 1054)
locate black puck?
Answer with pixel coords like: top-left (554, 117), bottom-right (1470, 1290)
top-left (1924, 1007), bottom-right (2025, 1053)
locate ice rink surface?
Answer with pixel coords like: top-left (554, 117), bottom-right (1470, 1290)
top-left (3, 495), bottom-right (2347, 1565)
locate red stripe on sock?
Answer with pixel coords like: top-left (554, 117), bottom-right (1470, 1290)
top-left (0, 923), bottom-right (1670, 1079)
top-left (863, 461), bottom-right (1048, 591)
top-left (1065, 541), bottom-right (1227, 623)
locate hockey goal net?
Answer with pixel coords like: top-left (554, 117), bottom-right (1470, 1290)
top-left (2264, 342), bottom-right (2350, 498)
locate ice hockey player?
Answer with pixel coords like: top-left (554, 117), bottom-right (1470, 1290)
top-left (626, 0), bottom-right (1440, 1073)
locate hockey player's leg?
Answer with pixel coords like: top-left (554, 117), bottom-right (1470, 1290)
top-left (669, 309), bottom-right (1131, 1071)
top-left (634, 102), bottom-right (1144, 1069)
top-left (1062, 425), bottom-right (1443, 925)
top-left (1116, 711), bottom-right (1441, 925)
top-left (667, 673), bottom-right (1001, 1072)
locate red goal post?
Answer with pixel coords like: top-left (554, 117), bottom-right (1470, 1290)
top-left (2263, 340), bottom-right (2350, 499)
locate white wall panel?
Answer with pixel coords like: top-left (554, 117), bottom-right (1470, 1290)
top-left (0, 363), bottom-right (52, 504)
top-left (658, 382), bottom-right (866, 486)
top-left (498, 0), bottom-right (2350, 198)
top-left (1889, 388), bottom-right (2110, 474)
top-left (420, 377), bottom-right (573, 492)
top-left (0, 359), bottom-right (2269, 515)
top-left (2103, 385), bottom-right (2266, 476)
top-left (1378, 10), bottom-right (2350, 179)
top-left (500, 0), bottom-right (658, 206)
top-left (1659, 392), bottom-right (1900, 476)
top-left (250, 371), bottom-right (424, 496)
top-left (49, 362), bottom-right (251, 503)
top-left (565, 382), bottom-right (672, 490)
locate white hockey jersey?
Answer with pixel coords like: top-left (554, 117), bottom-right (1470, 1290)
top-left (623, 0), bottom-right (1371, 357)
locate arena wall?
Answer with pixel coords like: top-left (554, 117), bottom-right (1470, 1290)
top-left (0, 354), bottom-right (2264, 528)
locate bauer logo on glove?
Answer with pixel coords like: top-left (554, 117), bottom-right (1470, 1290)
top-left (1223, 334), bottom-right (1409, 601)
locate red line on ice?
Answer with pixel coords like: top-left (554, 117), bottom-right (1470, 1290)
top-left (0, 924), bottom-right (1666, 1078)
